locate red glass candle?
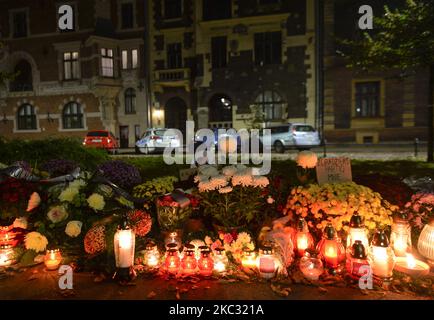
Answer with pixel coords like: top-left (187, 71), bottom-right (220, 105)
top-left (198, 250), bottom-right (214, 277)
top-left (294, 218), bottom-right (314, 257)
top-left (316, 224), bottom-right (345, 269)
top-left (164, 249), bottom-right (180, 274)
top-left (181, 249), bottom-right (197, 275)
top-left (346, 240), bottom-right (370, 280)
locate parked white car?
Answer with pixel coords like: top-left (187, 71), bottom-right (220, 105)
top-left (261, 123), bottom-right (321, 153)
top-left (135, 128), bottom-right (182, 154)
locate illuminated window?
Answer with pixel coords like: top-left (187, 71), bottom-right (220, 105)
top-left (63, 52), bottom-right (79, 80)
top-left (101, 48), bottom-right (114, 77)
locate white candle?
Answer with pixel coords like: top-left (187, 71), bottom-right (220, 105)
top-left (118, 230), bottom-right (134, 268)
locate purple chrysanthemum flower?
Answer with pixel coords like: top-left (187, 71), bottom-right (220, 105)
top-left (41, 159), bottom-right (78, 177)
top-left (97, 160), bottom-right (141, 190)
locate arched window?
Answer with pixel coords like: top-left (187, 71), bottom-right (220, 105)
top-left (17, 104), bottom-right (36, 130)
top-left (10, 60), bottom-right (33, 92)
top-left (62, 102), bottom-right (84, 129)
top-left (124, 88), bottom-right (136, 114)
top-left (255, 90), bottom-right (284, 121)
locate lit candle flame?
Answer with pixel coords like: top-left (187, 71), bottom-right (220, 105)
top-left (406, 253), bottom-right (416, 269)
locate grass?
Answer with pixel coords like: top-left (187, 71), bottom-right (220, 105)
top-left (117, 156), bottom-right (434, 182)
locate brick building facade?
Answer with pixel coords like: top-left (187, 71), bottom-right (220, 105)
top-left (148, 0), bottom-right (317, 134)
top-left (0, 0), bottom-right (431, 146)
top-left (323, 0), bottom-right (431, 143)
top-left (0, 0), bottom-right (149, 148)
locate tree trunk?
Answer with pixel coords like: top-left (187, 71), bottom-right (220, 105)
top-left (428, 65), bottom-right (434, 162)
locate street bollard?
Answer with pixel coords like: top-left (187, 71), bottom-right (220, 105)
top-left (414, 138), bottom-right (419, 157)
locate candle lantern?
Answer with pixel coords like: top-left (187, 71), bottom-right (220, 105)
top-left (198, 250), bottom-right (214, 276)
top-left (198, 245), bottom-right (209, 260)
top-left (181, 243), bottom-right (195, 259)
top-left (394, 253), bottom-right (430, 277)
top-left (241, 248), bottom-right (257, 269)
top-left (417, 219), bottom-right (434, 266)
top-left (316, 224), bottom-right (345, 269)
top-left (0, 244), bottom-right (16, 267)
top-left (113, 218), bottom-right (136, 281)
top-left (294, 218), bottom-right (314, 257)
top-left (258, 245), bottom-right (277, 279)
top-left (144, 241), bottom-right (160, 269)
top-left (345, 240), bottom-right (370, 280)
top-left (164, 231), bottom-right (182, 250)
top-left (299, 253), bottom-right (324, 281)
top-left (368, 229), bottom-right (396, 280)
top-left (346, 214), bottom-right (369, 252)
top-left (189, 239), bottom-right (206, 259)
top-left (165, 249), bottom-right (180, 274)
top-left (44, 249), bottom-right (62, 270)
top-left (390, 212), bottom-right (412, 257)
top-left (213, 247), bottom-right (228, 273)
top-left (181, 249), bottom-right (197, 275)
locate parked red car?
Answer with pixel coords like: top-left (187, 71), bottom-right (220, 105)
top-left (83, 130), bottom-right (118, 153)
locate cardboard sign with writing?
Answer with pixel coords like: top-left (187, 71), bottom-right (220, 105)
top-left (316, 157), bottom-right (352, 185)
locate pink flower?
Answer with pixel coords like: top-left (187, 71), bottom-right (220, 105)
top-left (414, 216), bottom-right (423, 229)
top-left (211, 240), bottom-right (223, 251)
top-left (223, 233), bottom-right (233, 244)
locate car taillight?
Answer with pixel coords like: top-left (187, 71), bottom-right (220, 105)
top-left (107, 138), bottom-right (111, 143)
top-left (150, 136), bottom-right (158, 140)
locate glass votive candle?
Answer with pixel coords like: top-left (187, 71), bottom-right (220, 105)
top-left (181, 249), bottom-right (197, 275)
top-left (0, 244), bottom-right (16, 267)
top-left (198, 250), bottom-right (214, 277)
top-left (144, 241), bottom-right (160, 269)
top-left (213, 247), bottom-right (228, 273)
top-left (241, 249), bottom-right (257, 269)
top-left (258, 245), bottom-right (277, 280)
top-left (299, 253), bottom-right (324, 281)
top-left (165, 248), bottom-right (180, 274)
top-left (44, 249), bottom-right (62, 271)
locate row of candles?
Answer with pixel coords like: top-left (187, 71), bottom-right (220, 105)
top-left (1, 214), bottom-right (433, 282)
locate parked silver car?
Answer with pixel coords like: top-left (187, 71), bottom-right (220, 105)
top-left (261, 123), bottom-right (321, 153)
top-left (135, 128), bottom-right (181, 154)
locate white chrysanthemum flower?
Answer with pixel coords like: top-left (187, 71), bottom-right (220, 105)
top-left (198, 165), bottom-right (219, 177)
top-left (222, 165), bottom-right (237, 177)
top-left (59, 187), bottom-right (79, 203)
top-left (236, 232), bottom-right (252, 245)
top-left (210, 175), bottom-right (228, 189)
top-left (69, 179), bottom-right (87, 189)
top-left (218, 186), bottom-right (233, 194)
top-left (25, 232), bottom-right (48, 253)
top-left (199, 181), bottom-right (216, 192)
top-left (194, 174), bottom-right (210, 184)
top-left (252, 176), bottom-right (269, 188)
top-left (87, 193), bottom-right (105, 211)
top-left (296, 151), bottom-right (318, 169)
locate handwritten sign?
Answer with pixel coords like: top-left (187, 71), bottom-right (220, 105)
top-left (316, 157), bottom-right (352, 185)
top-left (179, 167), bottom-right (197, 182)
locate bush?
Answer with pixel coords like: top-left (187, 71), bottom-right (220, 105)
top-left (0, 137), bottom-right (108, 171)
